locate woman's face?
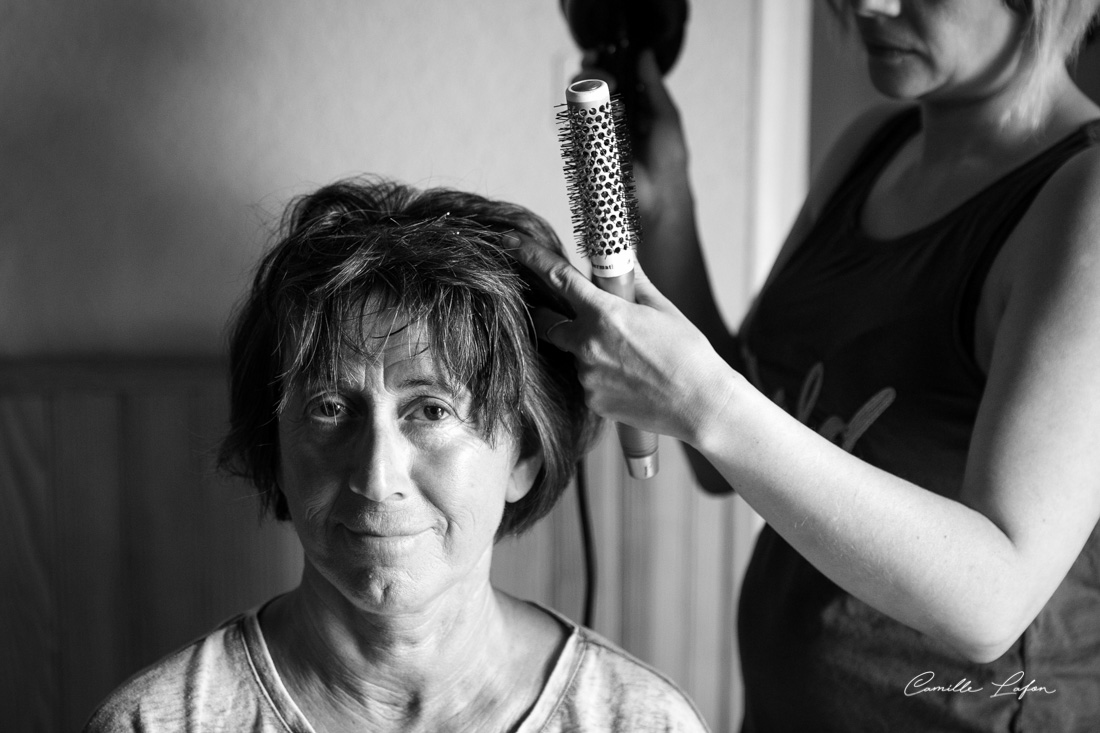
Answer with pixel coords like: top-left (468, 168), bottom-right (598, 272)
top-left (277, 313), bottom-right (540, 614)
top-left (849, 0), bottom-right (1024, 103)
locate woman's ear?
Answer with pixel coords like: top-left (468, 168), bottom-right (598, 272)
top-left (506, 449), bottom-right (544, 503)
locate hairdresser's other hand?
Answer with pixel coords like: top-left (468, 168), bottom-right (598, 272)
top-left (629, 50), bottom-right (692, 231)
top-left (575, 49), bottom-right (689, 225)
top-left (513, 242), bottom-right (737, 445)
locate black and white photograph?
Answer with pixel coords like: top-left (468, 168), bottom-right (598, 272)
top-left (3, 1), bottom-right (1100, 731)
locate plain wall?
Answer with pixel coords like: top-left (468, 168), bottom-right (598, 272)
top-left (0, 0), bottom-right (758, 356)
top-left (1, 1), bottom-right (579, 354)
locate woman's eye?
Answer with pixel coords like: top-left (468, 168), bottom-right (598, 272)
top-left (422, 404), bottom-right (449, 421)
top-left (409, 401), bottom-right (451, 423)
top-left (309, 397), bottom-right (349, 422)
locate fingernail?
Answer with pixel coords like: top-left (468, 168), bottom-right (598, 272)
top-left (545, 318), bottom-right (571, 341)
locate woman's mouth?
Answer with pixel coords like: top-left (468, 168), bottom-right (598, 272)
top-left (864, 42), bottom-right (915, 61)
top-left (339, 513), bottom-right (433, 538)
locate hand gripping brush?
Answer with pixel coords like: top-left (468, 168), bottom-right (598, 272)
top-left (557, 78), bottom-right (659, 479)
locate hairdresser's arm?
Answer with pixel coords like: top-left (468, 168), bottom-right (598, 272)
top-left (515, 146), bottom-right (1100, 663)
top-left (689, 145), bottom-right (1100, 663)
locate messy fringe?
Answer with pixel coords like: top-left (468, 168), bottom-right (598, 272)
top-left (219, 176), bottom-right (600, 537)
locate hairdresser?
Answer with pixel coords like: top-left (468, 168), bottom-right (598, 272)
top-left (516, 0), bottom-right (1100, 729)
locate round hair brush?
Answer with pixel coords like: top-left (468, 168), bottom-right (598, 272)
top-left (557, 78), bottom-right (659, 480)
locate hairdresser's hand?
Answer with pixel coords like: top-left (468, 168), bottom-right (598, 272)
top-left (512, 242), bottom-right (737, 445)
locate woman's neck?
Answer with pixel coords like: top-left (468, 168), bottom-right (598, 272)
top-left (860, 68), bottom-right (1097, 240)
top-left (261, 567), bottom-right (550, 732)
top-left (916, 66), bottom-right (1083, 165)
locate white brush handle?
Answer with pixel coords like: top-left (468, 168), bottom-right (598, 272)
top-left (565, 79), bottom-right (659, 479)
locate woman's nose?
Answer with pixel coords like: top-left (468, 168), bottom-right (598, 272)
top-left (851, 0), bottom-right (901, 17)
top-left (348, 420), bottom-right (410, 502)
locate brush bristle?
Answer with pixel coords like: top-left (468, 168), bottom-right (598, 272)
top-left (556, 95), bottom-right (642, 262)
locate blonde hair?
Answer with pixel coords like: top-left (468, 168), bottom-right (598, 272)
top-left (1009, 0), bottom-right (1100, 126)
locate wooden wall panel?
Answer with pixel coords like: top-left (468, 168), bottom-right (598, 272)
top-left (121, 390), bottom-right (211, 665)
top-left (626, 439), bottom-right (689, 665)
top-left (687, 462), bottom-right (741, 732)
top-left (548, 480), bottom-right (585, 622)
top-left (0, 362), bottom-right (309, 731)
top-left (54, 394), bottom-right (128, 729)
top-left (584, 429), bottom-right (625, 643)
top-left (491, 435), bottom-right (599, 625)
top-left (0, 398), bottom-right (58, 732)
top-left (491, 522), bottom-right (554, 608)
top-left (191, 381), bottom-right (303, 621)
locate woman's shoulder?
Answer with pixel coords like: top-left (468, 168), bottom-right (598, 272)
top-left (1004, 124), bottom-right (1100, 269)
top-left (524, 601), bottom-right (710, 731)
top-left (1033, 120), bottom-right (1100, 209)
top-left (80, 610), bottom-right (288, 732)
top-left (566, 625), bottom-right (712, 731)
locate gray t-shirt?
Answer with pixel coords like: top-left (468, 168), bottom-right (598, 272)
top-left (83, 602), bottom-right (711, 732)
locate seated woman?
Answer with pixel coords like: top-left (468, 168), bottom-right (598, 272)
top-left (83, 177), bottom-right (710, 732)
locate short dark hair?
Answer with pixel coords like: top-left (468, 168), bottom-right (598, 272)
top-left (219, 176), bottom-right (599, 537)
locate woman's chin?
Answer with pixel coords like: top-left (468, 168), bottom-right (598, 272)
top-left (299, 528), bottom-right (496, 619)
top-left (350, 574), bottom-right (423, 613)
top-left (865, 60), bottom-right (932, 101)
top-left (320, 561), bottom-right (489, 620)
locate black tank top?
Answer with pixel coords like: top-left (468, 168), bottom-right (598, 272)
top-left (737, 107), bottom-right (1100, 732)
